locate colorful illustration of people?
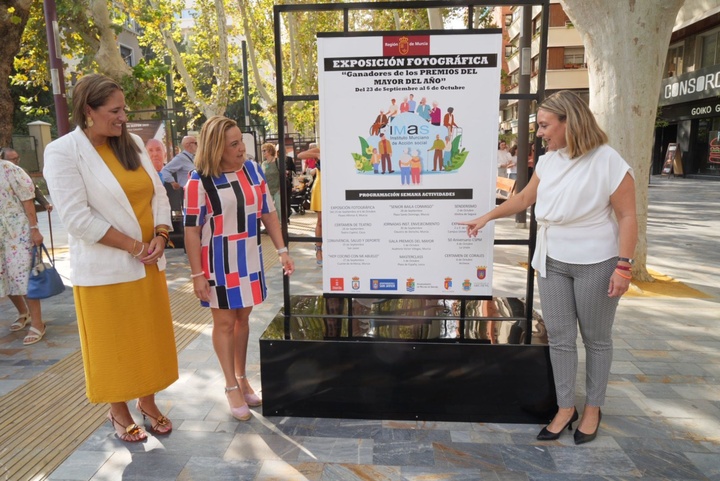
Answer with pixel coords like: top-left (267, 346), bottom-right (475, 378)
top-left (360, 95), bottom-right (463, 181)
top-left (428, 134), bottom-right (446, 171)
top-left (443, 136), bottom-right (453, 168)
top-left (370, 110), bottom-right (388, 136)
top-left (386, 98), bottom-right (399, 121)
top-left (407, 94), bottom-right (417, 113)
top-left (429, 101), bottom-right (442, 126)
top-left (371, 148), bottom-right (381, 174)
top-left (417, 98), bottom-right (430, 121)
top-left (410, 150), bottom-right (422, 184)
top-left (378, 133), bottom-right (394, 174)
top-left (398, 148), bottom-right (412, 184)
top-left (443, 107), bottom-right (459, 138)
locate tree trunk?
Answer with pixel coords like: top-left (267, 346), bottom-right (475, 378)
top-left (88, 0), bottom-right (133, 80)
top-left (427, 8), bottom-right (443, 29)
top-left (0, 0), bottom-right (32, 146)
top-left (560, 0), bottom-right (684, 282)
top-left (236, 0), bottom-right (274, 106)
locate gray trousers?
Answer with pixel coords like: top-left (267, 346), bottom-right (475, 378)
top-left (537, 257), bottom-right (620, 408)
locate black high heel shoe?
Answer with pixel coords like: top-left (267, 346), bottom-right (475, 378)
top-left (574, 409), bottom-right (602, 445)
top-left (537, 408), bottom-right (579, 441)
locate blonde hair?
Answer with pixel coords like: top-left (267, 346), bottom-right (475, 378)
top-left (539, 90), bottom-right (608, 159)
top-left (71, 74), bottom-right (141, 170)
top-left (261, 142), bottom-right (276, 157)
top-left (195, 116), bottom-right (238, 177)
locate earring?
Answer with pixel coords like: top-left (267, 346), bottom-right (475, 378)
top-left (86, 118), bottom-right (94, 128)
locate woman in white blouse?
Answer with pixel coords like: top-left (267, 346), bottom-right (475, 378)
top-left (462, 90), bottom-right (637, 445)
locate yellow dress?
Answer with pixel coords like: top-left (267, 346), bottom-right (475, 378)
top-left (310, 169), bottom-right (322, 212)
top-left (73, 145), bottom-right (178, 403)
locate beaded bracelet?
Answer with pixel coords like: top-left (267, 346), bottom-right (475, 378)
top-left (190, 272), bottom-right (205, 278)
top-left (615, 264), bottom-right (631, 271)
top-left (615, 269), bottom-right (631, 280)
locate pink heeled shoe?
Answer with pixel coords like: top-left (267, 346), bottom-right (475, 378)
top-left (237, 375), bottom-right (262, 407)
top-left (225, 385), bottom-right (251, 421)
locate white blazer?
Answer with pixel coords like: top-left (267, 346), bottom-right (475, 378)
top-left (44, 127), bottom-right (172, 286)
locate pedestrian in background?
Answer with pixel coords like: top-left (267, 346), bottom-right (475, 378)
top-left (44, 73), bottom-right (178, 442)
top-left (260, 143), bottom-right (282, 224)
top-left (184, 116), bottom-right (294, 422)
top-left (298, 145), bottom-right (322, 265)
top-left (161, 135), bottom-right (198, 190)
top-left (0, 154), bottom-right (46, 345)
top-left (1, 147), bottom-right (53, 212)
top-left (462, 90), bottom-right (637, 445)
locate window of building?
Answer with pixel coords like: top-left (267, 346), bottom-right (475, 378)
top-left (700, 30), bottom-right (720, 68)
top-left (120, 45), bottom-right (134, 67)
top-left (505, 45), bottom-right (514, 57)
top-left (665, 43), bottom-right (684, 77)
top-left (563, 47), bottom-right (585, 68)
top-left (532, 16), bottom-right (542, 36)
top-left (531, 55), bottom-right (539, 76)
top-left (505, 14), bottom-right (512, 26)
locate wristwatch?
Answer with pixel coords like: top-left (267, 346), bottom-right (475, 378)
top-left (617, 257), bottom-right (633, 264)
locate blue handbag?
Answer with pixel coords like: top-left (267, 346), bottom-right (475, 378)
top-left (27, 244), bottom-right (66, 299)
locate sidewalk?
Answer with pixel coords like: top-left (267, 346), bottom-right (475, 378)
top-left (1, 176), bottom-right (719, 480)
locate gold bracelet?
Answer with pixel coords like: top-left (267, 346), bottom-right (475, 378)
top-left (132, 242), bottom-right (145, 258)
top-left (190, 272), bottom-right (205, 278)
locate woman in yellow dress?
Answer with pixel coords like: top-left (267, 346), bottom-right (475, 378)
top-left (44, 74), bottom-right (178, 442)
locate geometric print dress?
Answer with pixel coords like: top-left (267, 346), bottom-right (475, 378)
top-left (184, 160), bottom-right (275, 309)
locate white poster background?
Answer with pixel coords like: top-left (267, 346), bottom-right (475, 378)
top-left (318, 32), bottom-right (501, 296)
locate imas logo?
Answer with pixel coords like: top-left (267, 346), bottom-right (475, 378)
top-left (351, 276), bottom-right (360, 290)
top-left (406, 277), bottom-right (415, 292)
top-left (444, 277), bottom-right (452, 290)
top-left (462, 279), bottom-right (472, 291)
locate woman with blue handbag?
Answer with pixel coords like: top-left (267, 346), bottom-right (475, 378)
top-left (0, 153), bottom-right (47, 345)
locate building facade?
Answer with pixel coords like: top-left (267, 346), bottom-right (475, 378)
top-left (654, 1), bottom-right (720, 178)
top-left (498, 1), bottom-right (589, 144)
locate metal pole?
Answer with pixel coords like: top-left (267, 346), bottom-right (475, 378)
top-left (43, 0), bottom-right (70, 135)
top-left (515, 4), bottom-right (532, 227)
top-left (164, 56), bottom-right (176, 148)
top-left (242, 40), bottom-right (251, 128)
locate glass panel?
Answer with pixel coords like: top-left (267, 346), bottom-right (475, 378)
top-left (261, 295), bottom-right (548, 345)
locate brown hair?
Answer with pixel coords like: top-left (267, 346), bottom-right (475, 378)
top-left (195, 116), bottom-right (238, 177)
top-left (538, 90), bottom-right (608, 159)
top-left (71, 74), bottom-right (141, 170)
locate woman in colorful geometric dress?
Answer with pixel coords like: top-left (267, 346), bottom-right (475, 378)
top-left (44, 74), bottom-right (178, 442)
top-left (184, 116), bottom-right (294, 421)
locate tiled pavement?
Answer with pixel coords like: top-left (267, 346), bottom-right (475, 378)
top-left (1, 177), bottom-right (719, 480)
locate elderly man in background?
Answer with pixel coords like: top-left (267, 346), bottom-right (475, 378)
top-left (161, 135), bottom-right (198, 190)
top-left (145, 138), bottom-right (167, 173)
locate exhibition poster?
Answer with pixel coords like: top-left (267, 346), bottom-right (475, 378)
top-left (317, 31), bottom-right (502, 296)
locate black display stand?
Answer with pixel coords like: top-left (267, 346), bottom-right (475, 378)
top-left (263, 0), bottom-right (553, 424)
top-left (260, 296), bottom-right (555, 423)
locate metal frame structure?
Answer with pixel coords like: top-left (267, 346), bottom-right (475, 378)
top-left (273, 0), bottom-right (550, 341)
